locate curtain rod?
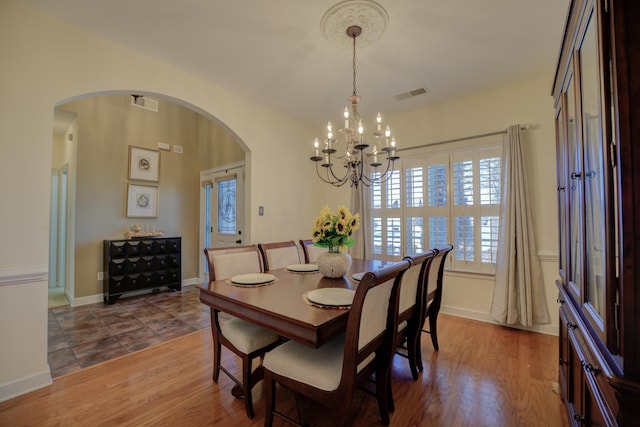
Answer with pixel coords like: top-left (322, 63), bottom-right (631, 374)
top-left (396, 125), bottom-right (528, 153)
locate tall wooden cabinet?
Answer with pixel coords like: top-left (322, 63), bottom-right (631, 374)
top-left (552, 0), bottom-right (640, 425)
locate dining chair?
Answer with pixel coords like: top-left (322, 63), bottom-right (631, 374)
top-left (417, 244), bottom-right (454, 370)
top-left (258, 240), bottom-right (301, 271)
top-left (298, 239), bottom-right (325, 264)
top-left (395, 249), bottom-right (438, 380)
top-left (203, 245), bottom-right (281, 419)
top-left (262, 260), bottom-right (411, 427)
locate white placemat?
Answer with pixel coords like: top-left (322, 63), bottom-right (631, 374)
top-left (286, 263), bottom-right (319, 273)
top-left (230, 273), bottom-right (276, 286)
top-left (351, 272), bottom-right (365, 282)
top-left (306, 288), bottom-right (355, 307)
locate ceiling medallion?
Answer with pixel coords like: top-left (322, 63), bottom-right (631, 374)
top-left (320, 0), bottom-right (389, 49)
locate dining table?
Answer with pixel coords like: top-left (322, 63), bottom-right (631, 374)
top-left (197, 257), bottom-right (389, 348)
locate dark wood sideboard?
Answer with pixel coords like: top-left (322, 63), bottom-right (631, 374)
top-left (103, 237), bottom-right (181, 304)
top-left (552, 0), bottom-right (640, 425)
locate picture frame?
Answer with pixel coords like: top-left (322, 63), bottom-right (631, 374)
top-left (126, 184), bottom-right (158, 218)
top-left (128, 146), bottom-right (160, 182)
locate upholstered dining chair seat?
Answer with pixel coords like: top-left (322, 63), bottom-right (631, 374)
top-left (221, 318), bottom-right (280, 354)
top-left (263, 334), bottom-right (375, 392)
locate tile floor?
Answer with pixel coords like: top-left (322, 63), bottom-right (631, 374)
top-left (48, 286), bottom-right (211, 378)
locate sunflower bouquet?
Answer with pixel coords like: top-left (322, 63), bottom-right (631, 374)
top-left (312, 205), bottom-right (361, 253)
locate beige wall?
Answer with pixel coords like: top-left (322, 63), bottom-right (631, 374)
top-left (60, 94), bottom-right (245, 298)
top-left (0, 0), bottom-right (560, 401)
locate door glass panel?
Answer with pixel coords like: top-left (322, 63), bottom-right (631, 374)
top-left (217, 178), bottom-right (237, 234)
top-left (580, 13), bottom-right (606, 319)
top-left (566, 73), bottom-right (583, 295)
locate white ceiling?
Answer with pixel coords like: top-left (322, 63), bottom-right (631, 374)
top-left (25, 0), bottom-right (570, 127)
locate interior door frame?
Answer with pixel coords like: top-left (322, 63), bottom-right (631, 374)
top-left (199, 161), bottom-right (246, 282)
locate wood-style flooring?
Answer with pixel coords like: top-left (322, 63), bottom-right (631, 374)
top-left (0, 313), bottom-right (569, 427)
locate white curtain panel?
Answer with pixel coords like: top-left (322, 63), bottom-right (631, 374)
top-left (350, 185), bottom-right (370, 259)
top-left (490, 125), bottom-right (550, 326)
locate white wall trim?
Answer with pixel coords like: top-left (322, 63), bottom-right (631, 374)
top-left (71, 278), bottom-right (200, 307)
top-left (538, 251), bottom-right (559, 263)
top-left (0, 265), bottom-right (48, 286)
top-left (0, 368), bottom-right (52, 403)
top-left (441, 304), bottom-right (559, 336)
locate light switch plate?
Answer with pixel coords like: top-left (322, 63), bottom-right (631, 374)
top-left (97, 272), bottom-right (104, 281)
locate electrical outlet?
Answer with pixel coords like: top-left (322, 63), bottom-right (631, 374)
top-left (97, 272), bottom-right (104, 281)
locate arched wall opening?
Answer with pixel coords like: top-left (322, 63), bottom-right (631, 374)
top-left (51, 90), bottom-right (250, 304)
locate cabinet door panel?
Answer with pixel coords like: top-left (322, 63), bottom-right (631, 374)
top-left (556, 106), bottom-right (568, 281)
top-left (579, 6), bottom-right (608, 335)
top-left (566, 72), bottom-right (583, 300)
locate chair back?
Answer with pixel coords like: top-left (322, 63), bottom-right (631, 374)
top-left (204, 245), bottom-right (263, 281)
top-left (399, 250), bottom-right (438, 318)
top-left (341, 260), bottom-right (410, 385)
top-left (258, 240), bottom-right (300, 271)
top-left (299, 239), bottom-right (325, 263)
top-left (422, 245), bottom-right (454, 320)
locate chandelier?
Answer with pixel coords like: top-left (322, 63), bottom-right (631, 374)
top-left (310, 22), bottom-right (399, 188)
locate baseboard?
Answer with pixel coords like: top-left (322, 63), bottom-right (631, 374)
top-left (441, 305), bottom-right (559, 336)
top-left (70, 277), bottom-right (200, 307)
top-left (0, 367), bottom-right (52, 403)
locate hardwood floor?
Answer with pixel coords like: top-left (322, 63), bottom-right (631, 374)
top-left (0, 314), bottom-right (569, 426)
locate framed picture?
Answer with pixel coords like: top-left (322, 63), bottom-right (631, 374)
top-left (127, 184), bottom-right (158, 218)
top-left (129, 146), bottom-right (160, 182)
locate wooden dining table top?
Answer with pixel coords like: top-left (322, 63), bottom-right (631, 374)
top-left (197, 258), bottom-right (389, 348)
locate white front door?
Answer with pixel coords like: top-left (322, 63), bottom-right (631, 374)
top-left (201, 164), bottom-right (245, 277)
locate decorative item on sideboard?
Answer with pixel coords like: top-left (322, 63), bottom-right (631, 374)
top-left (126, 223), bottom-right (164, 238)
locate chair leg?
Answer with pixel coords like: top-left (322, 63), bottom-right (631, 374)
top-left (429, 311), bottom-right (440, 351)
top-left (335, 397), bottom-right (353, 427)
top-left (212, 340), bottom-right (221, 382)
top-left (264, 370), bottom-right (276, 427)
top-left (291, 392), bottom-right (309, 427)
top-left (386, 369), bottom-right (395, 413)
top-left (406, 324), bottom-right (420, 380)
top-left (376, 364), bottom-right (391, 425)
top-left (242, 356), bottom-right (255, 419)
top-left (416, 325), bottom-right (426, 373)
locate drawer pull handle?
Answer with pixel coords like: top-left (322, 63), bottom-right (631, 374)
top-left (567, 322), bottom-right (577, 330)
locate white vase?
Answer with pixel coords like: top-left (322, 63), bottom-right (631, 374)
top-left (316, 252), bottom-right (352, 278)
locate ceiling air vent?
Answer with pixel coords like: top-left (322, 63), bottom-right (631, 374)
top-left (394, 87), bottom-right (429, 101)
top-left (131, 95), bottom-right (159, 112)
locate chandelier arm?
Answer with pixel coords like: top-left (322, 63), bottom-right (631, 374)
top-left (316, 157), bottom-right (351, 187)
top-left (315, 162), bottom-right (345, 186)
top-left (359, 157), bottom-right (397, 186)
top-left (327, 156), bottom-right (350, 184)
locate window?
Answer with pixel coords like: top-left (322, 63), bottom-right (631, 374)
top-left (368, 143), bottom-right (502, 274)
